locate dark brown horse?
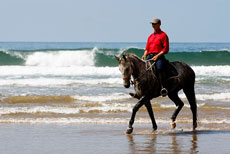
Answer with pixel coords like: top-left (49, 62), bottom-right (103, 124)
top-left (115, 54), bottom-right (197, 134)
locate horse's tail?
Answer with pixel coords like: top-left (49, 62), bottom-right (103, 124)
top-left (183, 73), bottom-right (197, 123)
top-left (183, 62), bottom-right (197, 105)
top-left (177, 61), bottom-right (197, 123)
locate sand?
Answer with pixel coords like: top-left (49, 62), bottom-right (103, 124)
top-left (0, 124), bottom-right (230, 154)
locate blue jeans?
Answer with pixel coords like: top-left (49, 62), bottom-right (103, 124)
top-left (146, 53), bottom-right (166, 72)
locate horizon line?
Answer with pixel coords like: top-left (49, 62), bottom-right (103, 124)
top-left (0, 41), bottom-right (230, 43)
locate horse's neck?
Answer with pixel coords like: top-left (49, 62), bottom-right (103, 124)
top-left (131, 57), bottom-right (147, 79)
top-left (130, 56), bottom-right (160, 98)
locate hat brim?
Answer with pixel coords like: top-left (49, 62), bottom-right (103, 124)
top-left (150, 22), bottom-right (158, 24)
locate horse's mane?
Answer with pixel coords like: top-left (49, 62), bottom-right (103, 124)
top-left (125, 53), bottom-right (143, 61)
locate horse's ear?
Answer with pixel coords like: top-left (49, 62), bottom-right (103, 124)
top-left (114, 55), bottom-right (120, 62)
top-left (122, 55), bottom-right (127, 61)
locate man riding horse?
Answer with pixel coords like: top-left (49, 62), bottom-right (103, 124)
top-left (144, 18), bottom-right (169, 96)
top-left (131, 18), bottom-right (169, 97)
top-left (116, 18), bottom-right (197, 133)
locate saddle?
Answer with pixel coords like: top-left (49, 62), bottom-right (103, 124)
top-left (149, 60), bottom-right (178, 78)
top-left (165, 61), bottom-right (180, 88)
top-left (165, 60), bottom-right (179, 79)
top-left (150, 60), bottom-right (180, 90)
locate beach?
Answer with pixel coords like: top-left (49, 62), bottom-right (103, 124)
top-left (1, 124), bottom-right (230, 154)
top-left (0, 42), bottom-right (230, 153)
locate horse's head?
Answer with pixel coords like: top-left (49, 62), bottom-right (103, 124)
top-left (115, 55), bottom-right (133, 88)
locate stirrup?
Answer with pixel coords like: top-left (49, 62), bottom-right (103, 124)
top-left (160, 88), bottom-right (168, 97)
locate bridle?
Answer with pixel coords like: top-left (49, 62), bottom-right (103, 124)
top-left (133, 60), bottom-right (157, 83)
top-left (122, 59), bottom-right (135, 81)
top-left (122, 57), bottom-right (157, 86)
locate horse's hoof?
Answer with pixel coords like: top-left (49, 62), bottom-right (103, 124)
top-left (129, 93), bottom-right (135, 97)
top-left (152, 126), bottom-right (158, 133)
top-left (193, 122), bottom-right (197, 130)
top-left (160, 88), bottom-right (168, 97)
top-left (171, 122), bottom-right (176, 129)
top-left (152, 129), bottom-right (158, 134)
top-left (129, 93), bottom-right (140, 99)
top-left (153, 126), bottom-right (158, 131)
top-left (126, 127), bottom-right (133, 134)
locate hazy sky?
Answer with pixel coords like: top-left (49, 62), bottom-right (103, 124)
top-left (0, 0), bottom-right (229, 42)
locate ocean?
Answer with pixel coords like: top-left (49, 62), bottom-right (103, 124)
top-left (0, 42), bottom-right (230, 129)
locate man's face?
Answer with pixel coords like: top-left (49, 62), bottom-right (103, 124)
top-left (152, 23), bottom-right (161, 31)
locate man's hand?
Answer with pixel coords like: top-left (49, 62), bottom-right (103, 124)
top-left (152, 51), bottom-right (164, 61)
top-left (142, 50), bottom-right (148, 60)
top-left (142, 55), bottom-right (146, 60)
top-left (152, 55), bottom-right (159, 61)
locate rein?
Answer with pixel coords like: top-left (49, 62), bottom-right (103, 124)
top-left (131, 60), bottom-right (157, 85)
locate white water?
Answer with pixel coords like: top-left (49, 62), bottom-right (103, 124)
top-left (0, 66), bottom-right (119, 76)
top-left (0, 65), bottom-right (229, 83)
top-left (192, 66), bottom-right (230, 77)
top-left (0, 64), bottom-right (229, 102)
top-left (25, 50), bottom-right (96, 67)
top-left (1, 117), bottom-right (230, 125)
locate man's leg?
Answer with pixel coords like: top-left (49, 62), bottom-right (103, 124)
top-left (156, 57), bottom-right (168, 97)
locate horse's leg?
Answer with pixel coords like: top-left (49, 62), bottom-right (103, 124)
top-left (183, 87), bottom-right (197, 130)
top-left (126, 96), bottom-right (147, 134)
top-left (168, 92), bottom-right (184, 129)
top-left (144, 101), bottom-right (157, 131)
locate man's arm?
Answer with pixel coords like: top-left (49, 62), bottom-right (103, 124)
top-left (152, 34), bottom-right (169, 61)
top-left (142, 50), bottom-right (148, 60)
top-left (143, 35), bottom-right (151, 60)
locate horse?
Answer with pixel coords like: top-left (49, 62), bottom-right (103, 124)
top-left (115, 53), bottom-right (197, 134)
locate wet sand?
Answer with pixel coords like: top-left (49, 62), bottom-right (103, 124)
top-left (1, 124), bottom-right (230, 154)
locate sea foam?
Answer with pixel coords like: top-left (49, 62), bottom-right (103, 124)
top-left (25, 49), bottom-right (97, 67)
top-left (179, 92), bottom-right (230, 101)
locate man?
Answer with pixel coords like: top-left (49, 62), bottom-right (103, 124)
top-left (142, 18), bottom-right (169, 97)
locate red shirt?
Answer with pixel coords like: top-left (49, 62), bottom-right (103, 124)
top-left (145, 30), bottom-right (169, 55)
